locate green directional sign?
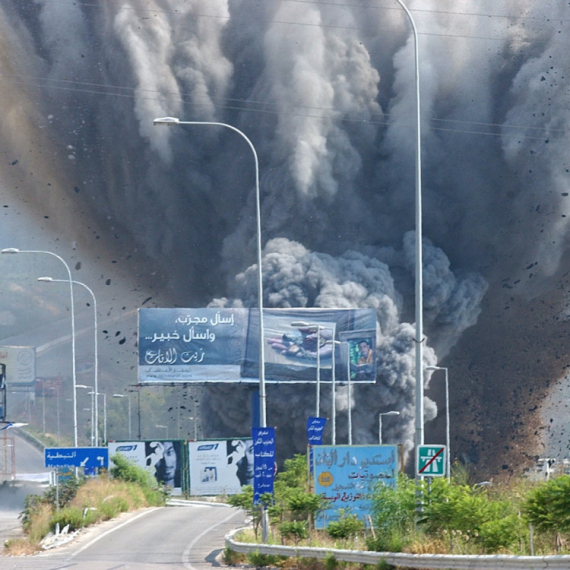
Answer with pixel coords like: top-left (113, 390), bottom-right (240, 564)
top-left (417, 445), bottom-right (446, 477)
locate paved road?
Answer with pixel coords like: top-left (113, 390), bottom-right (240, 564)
top-left (1, 502), bottom-right (246, 570)
top-left (0, 431), bottom-right (47, 546)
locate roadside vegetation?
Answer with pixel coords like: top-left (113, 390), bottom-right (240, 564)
top-left (3, 453), bottom-right (166, 556)
top-left (224, 454), bottom-right (570, 569)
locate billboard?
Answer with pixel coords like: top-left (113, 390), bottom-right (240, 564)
top-left (188, 439), bottom-right (253, 496)
top-left (138, 308), bottom-right (376, 384)
top-left (108, 440), bottom-right (184, 496)
top-left (313, 445), bottom-right (398, 529)
top-left (0, 346), bottom-right (36, 387)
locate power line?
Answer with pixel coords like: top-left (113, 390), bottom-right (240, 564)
top-left (0, 72), bottom-right (562, 142)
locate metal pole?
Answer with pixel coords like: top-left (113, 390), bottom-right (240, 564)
top-left (331, 340), bottom-right (336, 445)
top-left (102, 393), bottom-right (107, 444)
top-left (316, 326), bottom-right (321, 417)
top-left (347, 342), bottom-right (352, 445)
top-left (153, 117), bottom-right (266, 428)
top-left (128, 396), bottom-right (132, 440)
top-left (444, 368), bottom-right (450, 483)
top-left (2, 249), bottom-right (78, 447)
top-left (379, 414), bottom-right (383, 445)
top-left (393, 0), bottom-right (424, 479)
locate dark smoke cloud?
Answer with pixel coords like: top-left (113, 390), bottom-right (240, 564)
top-left (0, 1), bottom-right (568, 464)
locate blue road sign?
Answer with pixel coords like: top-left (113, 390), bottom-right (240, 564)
top-left (45, 447), bottom-right (109, 468)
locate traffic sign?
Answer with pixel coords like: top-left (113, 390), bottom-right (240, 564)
top-left (45, 447), bottom-right (109, 469)
top-left (417, 445), bottom-right (446, 477)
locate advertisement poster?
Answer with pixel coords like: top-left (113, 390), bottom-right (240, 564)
top-left (188, 439), bottom-right (253, 496)
top-left (0, 346), bottom-right (36, 387)
top-left (138, 308), bottom-right (376, 384)
top-left (109, 440), bottom-right (184, 496)
top-left (313, 445), bottom-right (398, 529)
top-left (252, 427), bottom-right (276, 505)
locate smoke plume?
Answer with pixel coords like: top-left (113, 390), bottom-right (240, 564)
top-left (0, 0), bottom-right (568, 472)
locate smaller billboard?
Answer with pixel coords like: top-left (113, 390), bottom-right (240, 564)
top-left (0, 346), bottom-right (36, 387)
top-left (189, 439), bottom-right (253, 496)
top-left (313, 445), bottom-right (398, 529)
top-left (108, 440), bottom-right (184, 496)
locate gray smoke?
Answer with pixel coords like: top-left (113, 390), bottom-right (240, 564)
top-left (0, 1), bottom-right (568, 463)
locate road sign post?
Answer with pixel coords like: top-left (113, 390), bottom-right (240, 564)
top-left (45, 447), bottom-right (108, 469)
top-left (417, 445), bottom-right (446, 477)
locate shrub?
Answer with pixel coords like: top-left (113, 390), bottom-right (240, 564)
top-left (280, 520), bottom-right (308, 544)
top-left (50, 506), bottom-right (95, 532)
top-left (326, 511), bottom-right (364, 540)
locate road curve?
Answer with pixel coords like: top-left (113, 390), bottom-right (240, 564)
top-left (1, 502), bottom-right (246, 570)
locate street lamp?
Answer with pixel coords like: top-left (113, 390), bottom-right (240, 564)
top-left (89, 392), bottom-right (106, 444)
top-left (128, 388), bottom-right (142, 440)
top-left (290, 321), bottom-right (325, 417)
top-left (379, 411), bottom-right (400, 444)
top-left (153, 116), bottom-right (266, 428)
top-left (112, 394), bottom-right (132, 439)
top-left (1, 248), bottom-right (78, 447)
top-left (155, 424), bottom-right (168, 439)
top-left (38, 277), bottom-right (99, 446)
top-left (76, 384), bottom-right (94, 446)
top-left (426, 365), bottom-right (450, 483)
top-left (188, 416), bottom-right (198, 440)
top-left (393, 0), bottom-right (425, 478)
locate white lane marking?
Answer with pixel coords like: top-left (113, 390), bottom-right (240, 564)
top-left (69, 507), bottom-right (160, 558)
top-left (182, 508), bottom-right (243, 570)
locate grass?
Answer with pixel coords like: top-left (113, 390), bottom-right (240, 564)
top-left (3, 473), bottom-right (166, 556)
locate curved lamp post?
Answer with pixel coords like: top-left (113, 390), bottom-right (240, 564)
top-left (38, 277), bottom-right (99, 446)
top-left (379, 410), bottom-right (400, 444)
top-left (152, 117), bottom-right (266, 428)
top-left (1, 248), bottom-right (78, 447)
top-left (76, 384), bottom-right (94, 446)
top-left (113, 393), bottom-right (132, 439)
top-left (426, 365), bottom-right (450, 482)
top-left (393, 0), bottom-right (424, 477)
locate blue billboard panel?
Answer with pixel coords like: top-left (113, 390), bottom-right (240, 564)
top-left (252, 427), bottom-right (276, 505)
top-left (313, 445), bottom-right (398, 529)
top-left (138, 308), bottom-right (377, 384)
top-left (45, 447), bottom-right (109, 468)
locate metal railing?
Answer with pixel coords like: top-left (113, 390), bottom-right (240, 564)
top-left (226, 527), bottom-right (570, 569)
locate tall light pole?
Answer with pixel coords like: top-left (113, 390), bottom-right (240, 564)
top-left (38, 277), bottom-right (99, 446)
top-left (426, 365), bottom-right (450, 483)
top-left (113, 394), bottom-right (131, 439)
top-left (379, 411), bottom-right (400, 444)
top-left (393, 0), bottom-right (424, 479)
top-left (153, 117), bottom-right (266, 428)
top-left (89, 392), bottom-right (106, 444)
top-left (76, 384), bottom-right (94, 446)
top-left (1, 248), bottom-right (78, 447)
top-left (290, 321), bottom-right (323, 417)
top-left (345, 342), bottom-right (352, 445)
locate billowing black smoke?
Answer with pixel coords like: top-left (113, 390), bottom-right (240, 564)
top-left (0, 1), bottom-right (568, 466)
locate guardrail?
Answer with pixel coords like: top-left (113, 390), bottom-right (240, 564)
top-left (225, 527), bottom-right (570, 569)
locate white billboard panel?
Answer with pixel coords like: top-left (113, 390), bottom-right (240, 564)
top-left (0, 346), bottom-right (36, 387)
top-left (189, 439), bottom-right (253, 496)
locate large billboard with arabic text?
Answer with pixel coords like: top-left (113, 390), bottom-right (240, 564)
top-left (313, 445), bottom-right (398, 529)
top-left (138, 308), bottom-right (376, 384)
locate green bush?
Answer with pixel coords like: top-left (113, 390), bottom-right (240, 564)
top-left (280, 520), bottom-right (308, 544)
top-left (50, 506), bottom-right (95, 532)
top-left (110, 453), bottom-right (158, 488)
top-left (477, 514), bottom-right (524, 553)
top-left (326, 511), bottom-right (364, 540)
